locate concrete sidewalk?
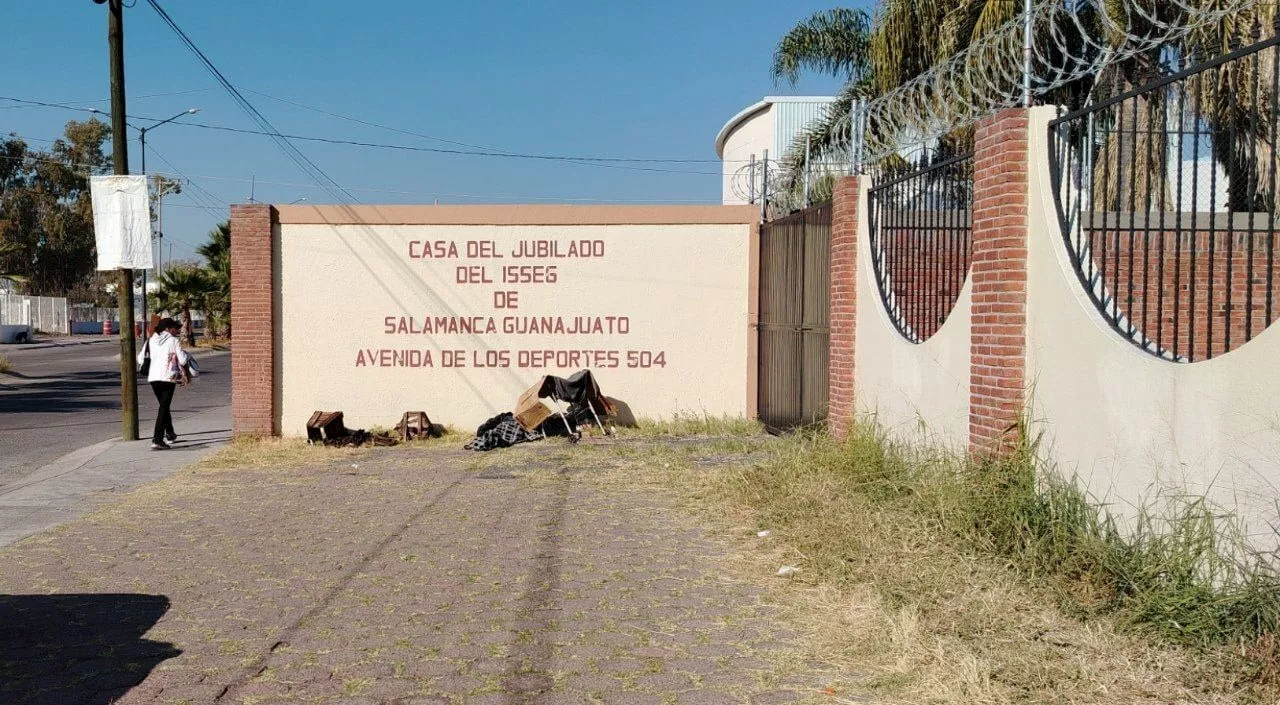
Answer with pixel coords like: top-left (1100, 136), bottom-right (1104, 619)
top-left (3, 336), bottom-right (115, 352)
top-left (0, 402), bottom-right (230, 548)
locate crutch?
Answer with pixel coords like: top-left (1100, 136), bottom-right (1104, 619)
top-left (546, 396), bottom-right (581, 443)
top-left (585, 400), bottom-right (610, 436)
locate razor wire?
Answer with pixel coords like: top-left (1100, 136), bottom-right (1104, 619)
top-left (730, 158), bottom-right (851, 212)
top-left (825, 0), bottom-right (1265, 170)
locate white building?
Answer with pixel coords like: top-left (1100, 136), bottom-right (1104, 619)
top-left (714, 96), bottom-right (836, 205)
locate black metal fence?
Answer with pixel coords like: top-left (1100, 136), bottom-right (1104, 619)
top-left (757, 202), bottom-right (830, 431)
top-left (867, 152), bottom-right (974, 343)
top-left (1049, 33), bottom-right (1280, 362)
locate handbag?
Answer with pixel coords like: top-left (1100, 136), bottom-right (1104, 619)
top-left (166, 351), bottom-right (184, 383)
top-left (138, 338), bottom-right (151, 376)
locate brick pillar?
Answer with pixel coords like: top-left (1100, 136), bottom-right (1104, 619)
top-left (969, 108), bottom-right (1030, 456)
top-left (829, 175), bottom-right (860, 439)
top-left (230, 204), bottom-right (277, 437)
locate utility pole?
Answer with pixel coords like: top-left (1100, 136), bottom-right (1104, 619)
top-left (105, 0), bottom-right (138, 440)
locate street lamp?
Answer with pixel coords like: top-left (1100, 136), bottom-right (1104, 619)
top-left (289, 197), bottom-right (307, 204)
top-left (136, 108), bottom-right (199, 338)
top-left (139, 108), bottom-right (199, 175)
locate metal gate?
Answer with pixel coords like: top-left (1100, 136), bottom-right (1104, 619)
top-left (757, 202), bottom-right (831, 430)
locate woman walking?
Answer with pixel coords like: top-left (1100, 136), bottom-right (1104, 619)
top-left (137, 318), bottom-right (191, 450)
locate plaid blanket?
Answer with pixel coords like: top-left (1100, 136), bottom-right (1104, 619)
top-left (464, 413), bottom-right (542, 452)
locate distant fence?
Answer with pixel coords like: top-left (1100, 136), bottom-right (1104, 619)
top-left (1050, 32), bottom-right (1280, 361)
top-left (0, 294), bottom-right (69, 334)
top-left (69, 305), bottom-right (117, 323)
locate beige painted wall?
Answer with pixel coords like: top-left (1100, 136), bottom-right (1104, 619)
top-left (1025, 106), bottom-right (1280, 542)
top-left (721, 107), bottom-right (774, 205)
top-left (276, 220), bottom-right (754, 434)
top-left (853, 180), bottom-right (971, 448)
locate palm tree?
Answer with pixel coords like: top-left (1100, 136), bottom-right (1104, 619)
top-left (196, 221), bottom-right (231, 338)
top-left (769, 8), bottom-right (874, 208)
top-left (769, 2), bottom-right (1015, 207)
top-left (773, 8), bottom-right (873, 94)
top-left (154, 265), bottom-right (213, 347)
top-left (1177, 4), bottom-right (1280, 210)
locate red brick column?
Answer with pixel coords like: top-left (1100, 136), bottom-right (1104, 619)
top-left (230, 204), bottom-right (277, 437)
top-left (970, 109), bottom-right (1030, 455)
top-left (829, 175), bottom-right (860, 439)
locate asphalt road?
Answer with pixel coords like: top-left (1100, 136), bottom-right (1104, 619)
top-left (0, 340), bottom-right (230, 488)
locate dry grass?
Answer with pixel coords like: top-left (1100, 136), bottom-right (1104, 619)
top-left (623, 412), bottom-right (765, 438)
top-left (193, 428), bottom-right (467, 471)
top-left (0, 354), bottom-right (11, 374)
top-left (188, 335), bottom-right (230, 350)
top-left (565, 428), bottom-right (1279, 705)
top-left (191, 437), bottom-right (364, 471)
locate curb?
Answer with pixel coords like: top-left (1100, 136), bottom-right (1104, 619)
top-left (3, 338), bottom-right (115, 352)
top-left (0, 437), bottom-right (119, 499)
top-left (110, 347), bottom-right (230, 363)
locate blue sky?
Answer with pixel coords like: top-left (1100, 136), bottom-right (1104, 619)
top-left (2, 1), bottom-right (864, 261)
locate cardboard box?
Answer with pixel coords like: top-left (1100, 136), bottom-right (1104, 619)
top-left (514, 379), bottom-right (554, 431)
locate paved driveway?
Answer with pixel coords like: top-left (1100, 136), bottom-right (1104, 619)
top-left (0, 442), bottom-right (847, 705)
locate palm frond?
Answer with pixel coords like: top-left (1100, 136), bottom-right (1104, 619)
top-left (772, 8), bottom-right (872, 86)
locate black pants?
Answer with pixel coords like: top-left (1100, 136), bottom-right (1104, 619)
top-left (150, 381), bottom-right (176, 443)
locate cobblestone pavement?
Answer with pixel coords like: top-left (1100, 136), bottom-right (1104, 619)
top-left (0, 443), bottom-right (849, 705)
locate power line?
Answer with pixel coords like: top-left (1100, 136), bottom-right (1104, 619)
top-left (140, 144), bottom-right (229, 217)
top-left (0, 95), bottom-right (734, 173)
top-left (0, 87), bottom-right (216, 110)
top-left (145, 0), bottom-right (357, 205)
top-left (0, 139), bottom-right (718, 205)
top-left (240, 87), bottom-right (725, 163)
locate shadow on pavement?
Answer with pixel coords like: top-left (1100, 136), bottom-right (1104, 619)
top-left (0, 593), bottom-right (180, 705)
top-left (0, 372), bottom-right (121, 413)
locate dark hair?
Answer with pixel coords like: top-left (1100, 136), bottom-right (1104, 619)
top-left (156, 317), bottom-right (178, 333)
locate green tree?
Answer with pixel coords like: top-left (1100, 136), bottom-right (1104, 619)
top-left (154, 265), bottom-right (213, 347)
top-left (0, 119), bottom-right (111, 295)
top-left (195, 220), bottom-right (230, 338)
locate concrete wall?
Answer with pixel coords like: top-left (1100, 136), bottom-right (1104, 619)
top-left (242, 205), bottom-right (759, 436)
top-left (829, 106), bottom-right (1280, 542)
top-left (852, 179), bottom-right (971, 448)
top-left (719, 106), bottom-right (773, 206)
top-left (1025, 106), bottom-right (1280, 537)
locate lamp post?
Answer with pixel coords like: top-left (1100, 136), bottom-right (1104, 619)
top-left (137, 108), bottom-right (198, 339)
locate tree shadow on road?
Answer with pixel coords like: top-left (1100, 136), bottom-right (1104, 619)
top-left (0, 593), bottom-right (180, 705)
top-left (0, 371), bottom-right (120, 413)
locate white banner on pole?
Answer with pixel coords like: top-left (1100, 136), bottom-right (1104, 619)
top-left (90, 174), bottom-right (153, 270)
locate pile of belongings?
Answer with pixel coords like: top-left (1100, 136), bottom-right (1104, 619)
top-left (465, 370), bottom-right (615, 452)
top-left (397, 411), bottom-right (445, 441)
top-left (306, 411), bottom-right (399, 447)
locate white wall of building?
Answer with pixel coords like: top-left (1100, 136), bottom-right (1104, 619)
top-left (716, 97), bottom-right (836, 206)
top-left (717, 103), bottom-right (774, 206)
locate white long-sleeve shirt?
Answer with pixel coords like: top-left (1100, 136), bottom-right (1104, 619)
top-left (137, 331), bottom-right (190, 383)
